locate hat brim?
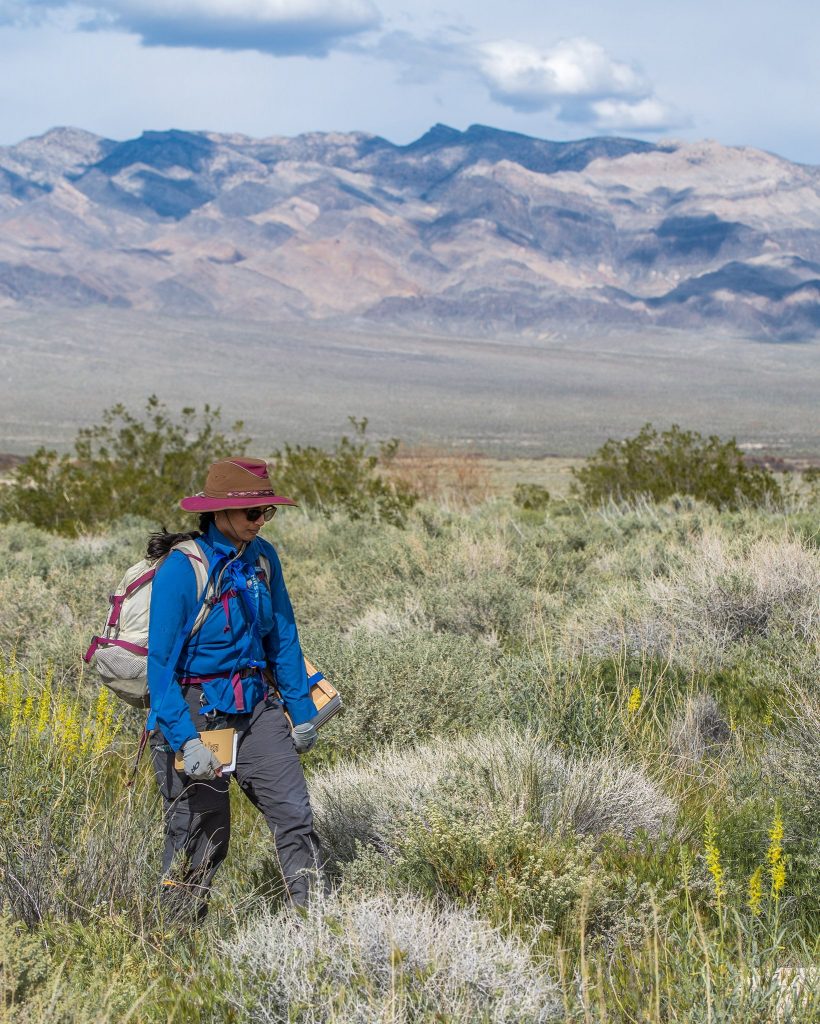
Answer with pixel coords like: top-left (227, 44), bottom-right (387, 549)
top-left (179, 494), bottom-right (298, 512)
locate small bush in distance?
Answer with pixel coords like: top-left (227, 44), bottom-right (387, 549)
top-left (513, 482), bottom-right (551, 510)
top-left (0, 396), bottom-right (249, 535)
top-left (269, 416), bottom-right (417, 526)
top-left (571, 423), bottom-right (781, 510)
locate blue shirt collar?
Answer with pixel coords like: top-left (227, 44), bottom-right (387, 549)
top-left (205, 521), bottom-right (261, 563)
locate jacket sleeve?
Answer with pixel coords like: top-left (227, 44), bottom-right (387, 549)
top-left (261, 542), bottom-right (317, 726)
top-left (147, 551), bottom-right (200, 751)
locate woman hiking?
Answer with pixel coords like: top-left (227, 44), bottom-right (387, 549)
top-left (146, 456), bottom-right (323, 921)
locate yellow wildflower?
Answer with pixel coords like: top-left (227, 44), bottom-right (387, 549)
top-left (771, 859), bottom-right (786, 901)
top-left (36, 676), bottom-right (52, 735)
top-left (627, 686), bottom-right (642, 715)
top-left (747, 866), bottom-right (763, 915)
top-left (703, 808), bottom-right (724, 908)
top-left (91, 686), bottom-right (118, 754)
top-left (767, 804), bottom-right (786, 901)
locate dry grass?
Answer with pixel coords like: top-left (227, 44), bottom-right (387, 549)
top-left (667, 692), bottom-right (732, 766)
top-left (384, 447), bottom-right (493, 509)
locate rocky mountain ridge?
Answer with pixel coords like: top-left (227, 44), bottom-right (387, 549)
top-left (1, 124), bottom-right (819, 338)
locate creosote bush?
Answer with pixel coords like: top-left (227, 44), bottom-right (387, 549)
top-left (0, 403), bottom-right (416, 536)
top-left (269, 417), bottom-right (417, 526)
top-left (572, 422), bottom-right (781, 509)
top-left (0, 395), bottom-right (249, 536)
top-left (513, 482), bottom-right (551, 510)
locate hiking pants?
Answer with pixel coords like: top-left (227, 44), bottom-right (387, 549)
top-left (150, 687), bottom-right (323, 915)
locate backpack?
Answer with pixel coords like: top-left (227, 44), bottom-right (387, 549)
top-left (84, 539), bottom-right (268, 708)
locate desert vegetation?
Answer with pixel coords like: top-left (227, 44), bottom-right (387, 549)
top-left (0, 407), bottom-right (818, 1022)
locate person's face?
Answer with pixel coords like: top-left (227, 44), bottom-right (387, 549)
top-left (214, 506), bottom-right (276, 548)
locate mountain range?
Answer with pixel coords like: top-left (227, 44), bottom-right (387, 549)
top-left (1, 123), bottom-right (820, 339)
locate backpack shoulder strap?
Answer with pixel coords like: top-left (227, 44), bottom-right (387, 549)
top-left (256, 552), bottom-right (271, 586)
top-left (172, 538), bottom-right (209, 594)
top-left (171, 538), bottom-right (212, 637)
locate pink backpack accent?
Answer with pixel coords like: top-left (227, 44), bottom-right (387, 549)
top-left (83, 540), bottom-right (211, 707)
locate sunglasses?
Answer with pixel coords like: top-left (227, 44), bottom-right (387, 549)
top-left (243, 506), bottom-right (277, 523)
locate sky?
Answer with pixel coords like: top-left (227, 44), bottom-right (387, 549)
top-left (0, 0), bottom-right (818, 163)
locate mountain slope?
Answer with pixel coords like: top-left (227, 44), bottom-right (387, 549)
top-left (1, 124), bottom-right (819, 338)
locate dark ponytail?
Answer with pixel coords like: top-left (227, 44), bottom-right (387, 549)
top-left (146, 512), bottom-right (215, 561)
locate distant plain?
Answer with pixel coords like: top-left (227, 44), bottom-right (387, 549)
top-left (2, 308), bottom-right (818, 458)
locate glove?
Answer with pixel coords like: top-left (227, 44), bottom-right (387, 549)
top-left (292, 722), bottom-right (318, 754)
top-left (181, 736), bottom-right (223, 780)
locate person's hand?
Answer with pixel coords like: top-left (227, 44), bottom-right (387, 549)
top-left (292, 722), bottom-right (318, 754)
top-left (181, 737), bottom-right (223, 780)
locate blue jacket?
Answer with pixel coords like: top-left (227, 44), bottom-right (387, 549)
top-left (147, 522), bottom-right (317, 751)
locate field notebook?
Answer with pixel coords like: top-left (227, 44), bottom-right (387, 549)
top-left (173, 727), bottom-right (237, 773)
top-left (302, 657), bottom-right (342, 729)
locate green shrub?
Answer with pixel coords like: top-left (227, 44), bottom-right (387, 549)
top-left (395, 812), bottom-right (609, 939)
top-left (269, 417), bottom-right (417, 526)
top-left (0, 396), bottom-right (249, 536)
top-left (0, 914), bottom-right (51, 1008)
top-left (513, 482), bottom-right (551, 510)
top-left (310, 729), bottom-right (676, 870)
top-left (572, 423), bottom-right (781, 509)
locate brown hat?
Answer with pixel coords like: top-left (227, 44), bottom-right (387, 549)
top-left (179, 457), bottom-right (297, 512)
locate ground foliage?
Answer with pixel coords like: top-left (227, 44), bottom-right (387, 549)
top-left (0, 436), bottom-right (818, 1021)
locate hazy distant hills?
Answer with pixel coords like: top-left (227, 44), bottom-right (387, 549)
top-left (1, 123), bottom-right (820, 339)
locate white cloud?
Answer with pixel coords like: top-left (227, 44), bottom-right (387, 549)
top-left (472, 36), bottom-right (684, 132)
top-left (1, 0), bottom-right (381, 55)
top-left (589, 97), bottom-right (685, 132)
top-left (478, 38), bottom-right (646, 109)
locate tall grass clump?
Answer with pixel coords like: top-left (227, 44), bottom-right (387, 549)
top-left (0, 656), bottom-right (159, 927)
top-left (571, 528), bottom-right (820, 672)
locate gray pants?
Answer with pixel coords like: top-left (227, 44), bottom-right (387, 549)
top-left (151, 688), bottom-right (323, 917)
